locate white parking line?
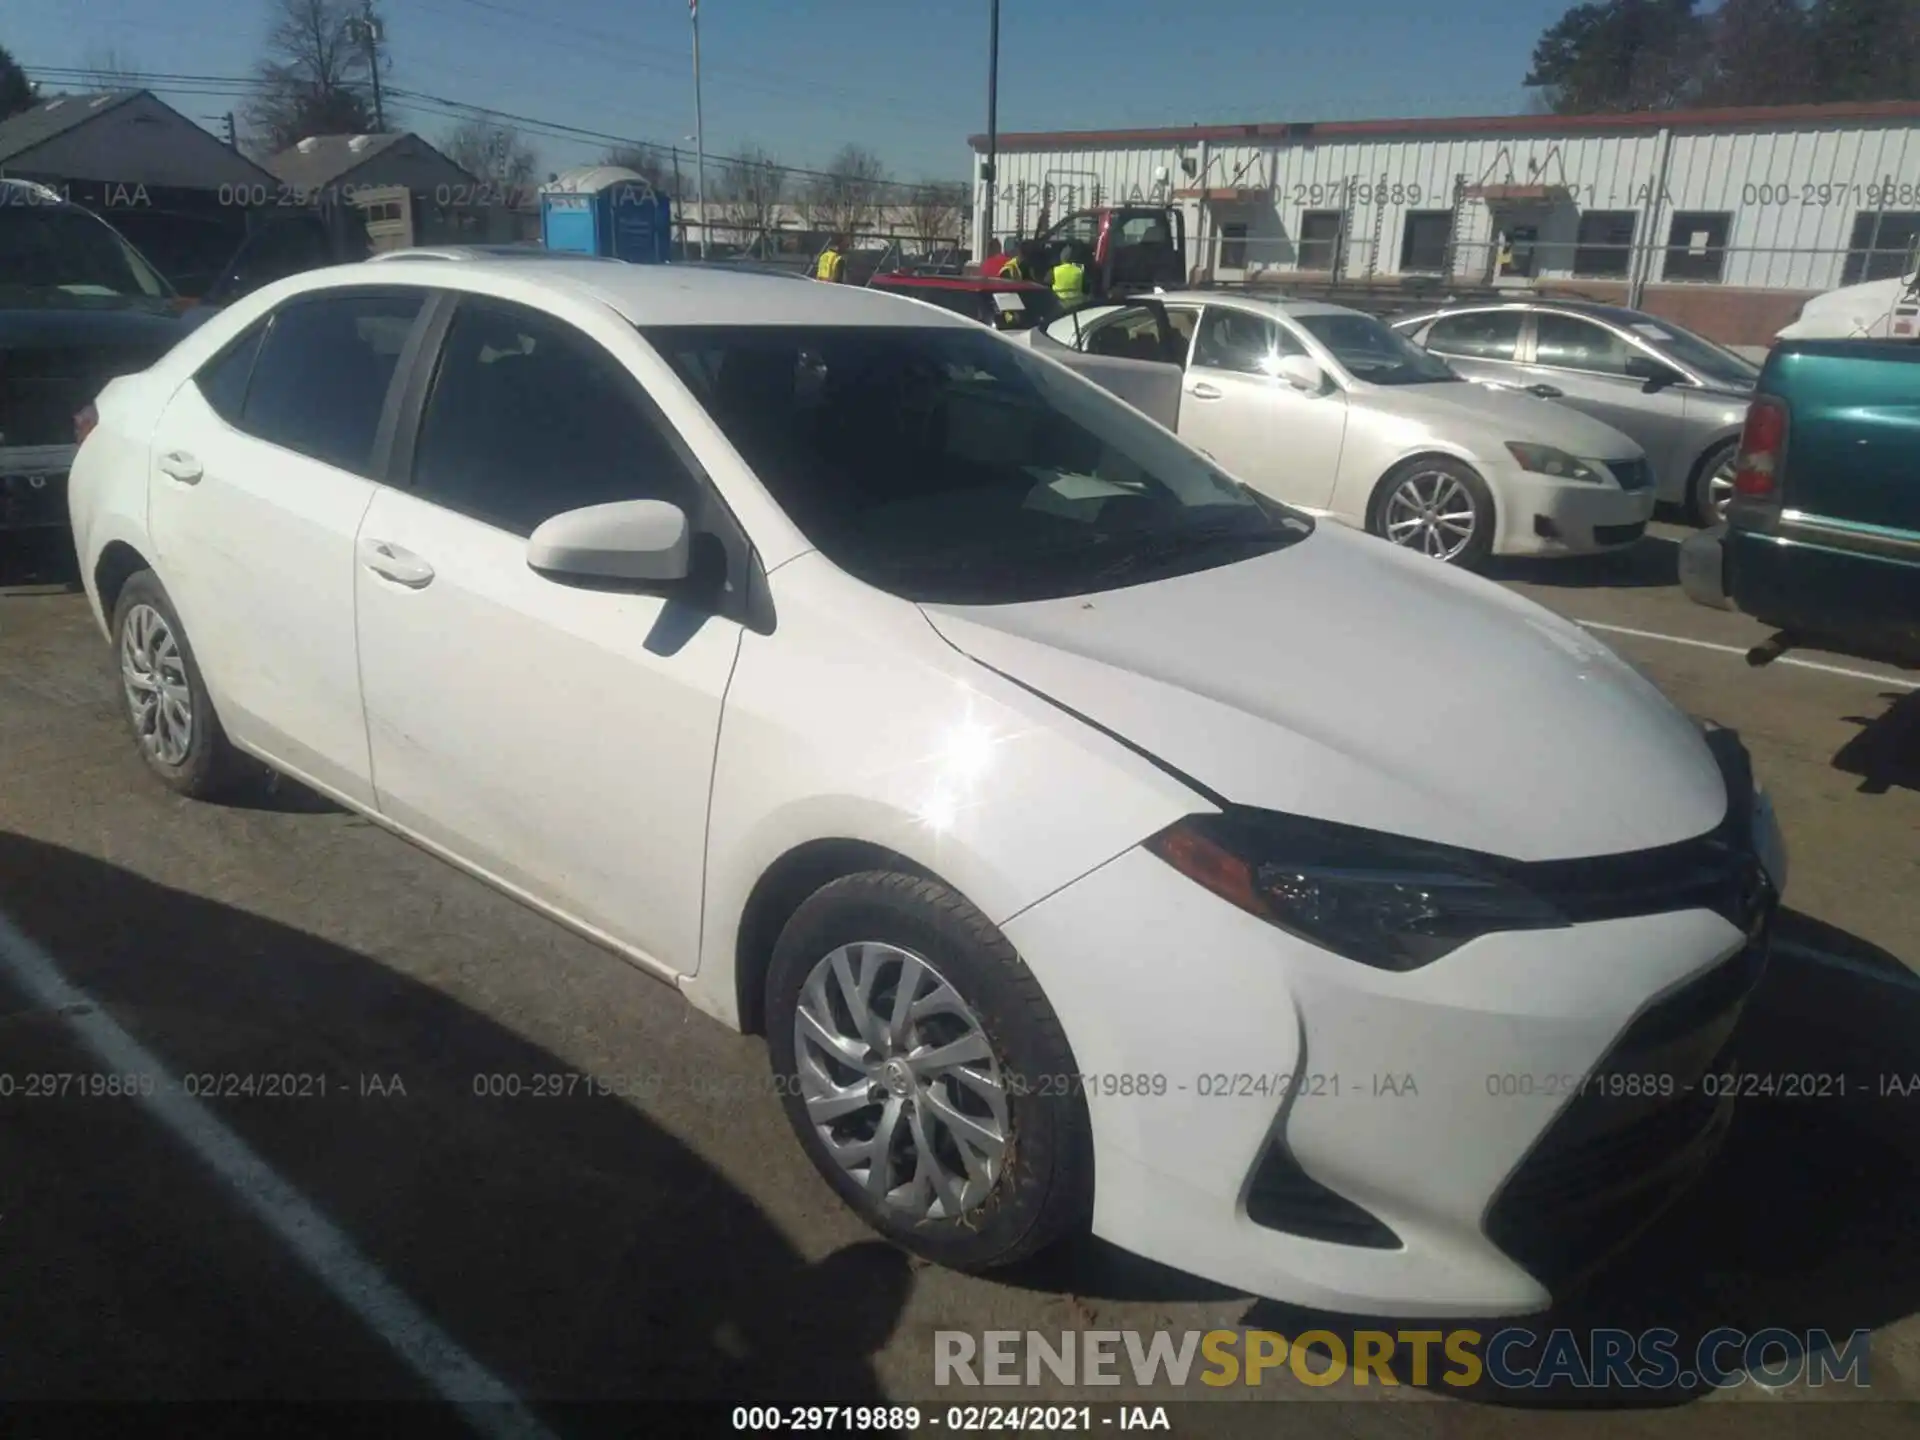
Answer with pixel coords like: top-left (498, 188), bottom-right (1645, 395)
top-left (0, 908), bottom-right (558, 1440)
top-left (1577, 621), bottom-right (1920, 690)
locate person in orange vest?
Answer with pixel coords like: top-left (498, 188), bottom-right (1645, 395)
top-left (815, 235), bottom-right (848, 282)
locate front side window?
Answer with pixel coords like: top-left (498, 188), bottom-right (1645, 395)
top-left (1533, 313), bottom-right (1635, 376)
top-left (644, 324), bottom-right (1311, 605)
top-left (239, 291), bottom-right (423, 474)
top-left (1423, 310), bottom-right (1523, 361)
top-left (412, 298), bottom-right (697, 536)
top-left (1082, 304), bottom-right (1186, 363)
top-left (1294, 311), bottom-right (1457, 386)
top-left (1624, 315), bottom-right (1758, 387)
top-left (1192, 307), bottom-right (1302, 375)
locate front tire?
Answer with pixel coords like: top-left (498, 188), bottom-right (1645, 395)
top-left (766, 871), bottom-right (1094, 1272)
top-left (1369, 457), bottom-right (1496, 569)
top-left (112, 570), bottom-right (244, 799)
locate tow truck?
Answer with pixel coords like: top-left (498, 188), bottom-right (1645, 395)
top-left (1001, 203), bottom-right (1187, 300)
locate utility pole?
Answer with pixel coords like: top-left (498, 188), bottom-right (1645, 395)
top-left (983, 0), bottom-right (999, 252)
top-left (349, 0), bottom-right (387, 131)
top-left (691, 0), bottom-right (707, 259)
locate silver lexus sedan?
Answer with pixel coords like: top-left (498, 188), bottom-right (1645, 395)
top-left (1392, 301), bottom-right (1757, 524)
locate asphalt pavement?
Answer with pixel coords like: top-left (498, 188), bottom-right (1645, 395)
top-left (2, 522), bottom-right (1916, 1437)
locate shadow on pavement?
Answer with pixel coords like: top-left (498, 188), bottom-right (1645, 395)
top-left (0, 832), bottom-right (910, 1420)
top-left (1486, 534), bottom-right (1679, 591)
top-left (1243, 907), bottom-right (1920, 1409)
top-left (1832, 690), bottom-right (1920, 797)
top-left (0, 530), bottom-right (83, 592)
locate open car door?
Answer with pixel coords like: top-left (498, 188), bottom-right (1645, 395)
top-left (1019, 297), bottom-right (1185, 431)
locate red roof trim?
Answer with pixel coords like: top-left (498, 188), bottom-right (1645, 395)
top-left (967, 100), bottom-right (1920, 151)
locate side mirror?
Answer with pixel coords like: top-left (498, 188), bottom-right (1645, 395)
top-left (527, 498), bottom-right (690, 585)
top-left (1625, 355), bottom-right (1683, 392)
top-left (1270, 353), bottom-right (1326, 392)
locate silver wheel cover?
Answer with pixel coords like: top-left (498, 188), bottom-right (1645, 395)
top-left (793, 941), bottom-right (1010, 1221)
top-left (1382, 468), bottom-right (1479, 561)
top-left (120, 603), bottom-right (193, 766)
top-left (1706, 451), bottom-right (1737, 522)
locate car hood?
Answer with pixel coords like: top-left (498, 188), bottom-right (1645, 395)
top-left (1363, 380), bottom-right (1642, 459)
top-left (0, 305), bottom-right (183, 350)
top-left (921, 524), bottom-right (1726, 861)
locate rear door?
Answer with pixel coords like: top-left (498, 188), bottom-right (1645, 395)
top-left (1410, 309), bottom-right (1528, 389)
top-left (146, 287), bottom-right (427, 804)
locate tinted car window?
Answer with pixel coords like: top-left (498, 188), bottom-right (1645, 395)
top-left (413, 298), bottom-right (697, 536)
top-left (195, 324), bottom-right (266, 425)
top-left (1423, 310), bottom-right (1523, 361)
top-left (239, 292), bottom-right (422, 474)
top-left (1294, 312), bottom-right (1457, 386)
top-left (645, 323), bottom-right (1311, 606)
top-left (1533, 313), bottom-right (1634, 375)
top-left (1192, 307), bottom-right (1302, 374)
top-left (1082, 305), bottom-right (1185, 363)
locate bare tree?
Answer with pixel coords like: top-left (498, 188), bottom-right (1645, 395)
top-left (714, 144), bottom-right (786, 248)
top-left (80, 46), bottom-right (144, 92)
top-left (906, 181), bottom-right (966, 252)
top-left (0, 45), bottom-right (36, 119)
top-left (808, 145), bottom-right (888, 239)
top-left (248, 0), bottom-right (381, 154)
top-left (443, 118), bottom-right (539, 206)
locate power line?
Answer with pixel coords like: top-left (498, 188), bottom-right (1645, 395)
top-left (23, 64), bottom-right (959, 192)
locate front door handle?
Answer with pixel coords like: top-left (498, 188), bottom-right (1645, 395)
top-left (1527, 383), bottom-right (1565, 399)
top-left (359, 538), bottom-right (435, 589)
top-left (157, 450), bottom-right (202, 483)
top-left (1188, 381), bottom-right (1223, 400)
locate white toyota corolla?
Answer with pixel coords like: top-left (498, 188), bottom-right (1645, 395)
top-left (69, 260), bottom-right (1786, 1317)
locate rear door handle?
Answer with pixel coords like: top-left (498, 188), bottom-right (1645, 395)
top-left (157, 450), bottom-right (202, 484)
top-left (1188, 382), bottom-right (1223, 400)
top-left (359, 538), bottom-right (435, 589)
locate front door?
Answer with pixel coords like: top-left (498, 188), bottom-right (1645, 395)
top-left (1413, 308), bottom-right (1528, 391)
top-left (1522, 311), bottom-right (1694, 480)
top-left (1177, 305), bottom-right (1349, 510)
top-left (146, 289), bottom-right (426, 805)
top-left (352, 294), bottom-right (741, 975)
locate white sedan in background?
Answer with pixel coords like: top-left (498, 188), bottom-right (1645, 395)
top-left (1047, 293), bottom-right (1656, 568)
top-left (70, 260), bottom-right (1781, 1317)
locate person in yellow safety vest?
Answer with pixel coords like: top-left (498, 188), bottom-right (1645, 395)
top-left (1052, 244), bottom-right (1089, 307)
top-left (998, 243), bottom-right (1026, 282)
top-left (815, 236), bottom-right (847, 283)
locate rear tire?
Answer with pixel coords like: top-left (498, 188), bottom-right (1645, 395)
top-left (111, 570), bottom-right (245, 799)
top-left (1368, 457), bottom-right (1496, 570)
top-left (1689, 440), bottom-right (1739, 528)
top-left (765, 871), bottom-right (1094, 1272)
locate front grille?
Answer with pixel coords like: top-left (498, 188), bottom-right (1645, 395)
top-left (1595, 520), bottom-right (1648, 546)
top-left (1483, 931), bottom-right (1770, 1293)
top-left (1246, 1141), bottom-right (1401, 1248)
top-left (1611, 459), bottom-right (1654, 491)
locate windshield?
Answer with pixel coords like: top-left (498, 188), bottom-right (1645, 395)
top-left (643, 324), bottom-right (1312, 605)
top-left (1294, 311), bottom-right (1457, 385)
top-left (1624, 316), bottom-right (1759, 388)
top-left (0, 202), bottom-right (174, 308)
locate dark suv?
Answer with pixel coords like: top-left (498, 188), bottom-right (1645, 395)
top-left (2, 179), bottom-right (185, 551)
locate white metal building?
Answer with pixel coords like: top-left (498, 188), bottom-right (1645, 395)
top-left (969, 100), bottom-right (1920, 344)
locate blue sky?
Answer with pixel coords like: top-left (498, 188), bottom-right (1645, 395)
top-left (9, 0), bottom-right (1572, 179)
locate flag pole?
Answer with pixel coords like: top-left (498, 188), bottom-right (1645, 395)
top-left (692, 0), bottom-right (708, 259)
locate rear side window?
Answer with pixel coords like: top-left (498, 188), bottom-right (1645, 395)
top-left (1423, 310), bottom-right (1523, 361)
top-left (238, 292), bottom-right (423, 474)
top-left (194, 324), bottom-right (266, 425)
top-left (410, 297), bottom-right (698, 536)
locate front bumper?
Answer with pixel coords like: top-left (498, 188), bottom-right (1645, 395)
top-left (1003, 781), bottom-right (1780, 1317)
top-left (0, 445), bottom-right (74, 532)
top-left (1493, 463), bottom-right (1658, 558)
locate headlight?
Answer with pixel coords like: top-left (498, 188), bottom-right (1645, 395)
top-left (1146, 810), bottom-right (1567, 971)
top-left (1505, 443), bottom-right (1607, 483)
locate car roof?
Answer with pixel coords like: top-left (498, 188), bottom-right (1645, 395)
top-left (1136, 290), bottom-right (1362, 319)
top-left (273, 257), bottom-right (976, 328)
top-left (1394, 298), bottom-right (1667, 329)
top-left (367, 245), bottom-right (615, 262)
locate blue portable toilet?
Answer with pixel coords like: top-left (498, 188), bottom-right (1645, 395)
top-left (539, 166), bottom-right (671, 262)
